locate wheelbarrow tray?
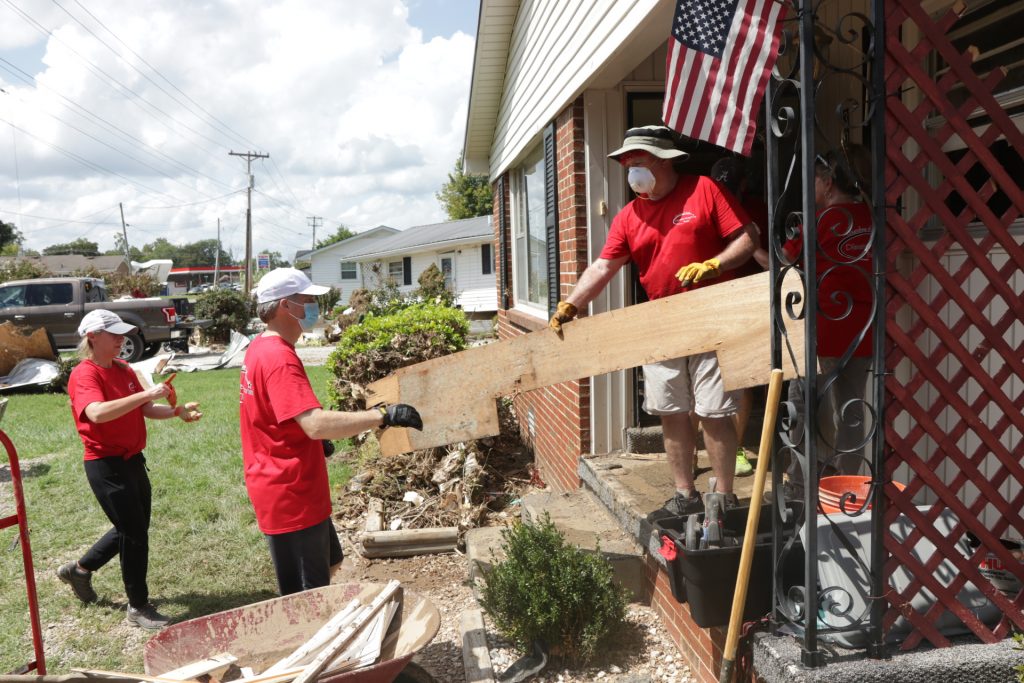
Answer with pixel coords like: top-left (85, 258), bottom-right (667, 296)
top-left (143, 582), bottom-right (440, 683)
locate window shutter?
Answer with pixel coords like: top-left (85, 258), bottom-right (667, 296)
top-left (403, 256), bottom-right (412, 286)
top-left (497, 176), bottom-right (509, 310)
top-left (481, 243), bottom-right (492, 275)
top-left (543, 121), bottom-right (559, 318)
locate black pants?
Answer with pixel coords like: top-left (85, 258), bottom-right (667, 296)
top-left (266, 517), bottom-right (343, 596)
top-left (79, 453), bottom-right (151, 608)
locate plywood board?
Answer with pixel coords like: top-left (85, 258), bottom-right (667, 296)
top-left (368, 271), bottom-right (805, 455)
top-left (0, 322), bottom-right (57, 376)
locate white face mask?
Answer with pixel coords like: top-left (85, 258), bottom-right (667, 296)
top-left (627, 166), bottom-right (656, 195)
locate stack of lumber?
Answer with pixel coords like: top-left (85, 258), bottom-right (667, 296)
top-left (72, 581), bottom-right (403, 683)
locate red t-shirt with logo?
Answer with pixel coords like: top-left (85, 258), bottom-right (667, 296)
top-left (600, 175), bottom-right (749, 299)
top-left (239, 333), bottom-right (330, 535)
top-left (783, 201), bottom-right (873, 357)
top-left (68, 359), bottom-right (147, 460)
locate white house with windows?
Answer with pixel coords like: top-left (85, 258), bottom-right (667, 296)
top-left (345, 215), bottom-right (497, 314)
top-left (307, 225), bottom-right (399, 292)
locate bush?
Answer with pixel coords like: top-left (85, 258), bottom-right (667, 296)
top-left (105, 272), bottom-right (160, 298)
top-left (478, 514), bottom-right (628, 666)
top-left (325, 303), bottom-right (468, 411)
top-left (318, 286), bottom-right (342, 316)
top-left (0, 259), bottom-right (50, 282)
top-left (415, 263), bottom-right (455, 307)
top-left (193, 288), bottom-right (254, 343)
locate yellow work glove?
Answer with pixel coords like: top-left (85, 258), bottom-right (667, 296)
top-left (675, 258), bottom-right (721, 288)
top-left (548, 301), bottom-right (578, 334)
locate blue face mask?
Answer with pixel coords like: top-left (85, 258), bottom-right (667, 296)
top-left (287, 300), bottom-right (320, 331)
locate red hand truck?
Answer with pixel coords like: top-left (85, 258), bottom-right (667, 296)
top-left (1, 411), bottom-right (46, 674)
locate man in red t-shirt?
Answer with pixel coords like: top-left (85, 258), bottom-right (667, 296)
top-left (240, 268), bottom-right (423, 595)
top-left (548, 126), bottom-right (758, 520)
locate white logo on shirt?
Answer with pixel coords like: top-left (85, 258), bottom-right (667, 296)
top-left (673, 211), bottom-right (697, 225)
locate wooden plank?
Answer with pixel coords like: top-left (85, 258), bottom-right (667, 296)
top-left (71, 671), bottom-right (191, 683)
top-left (358, 543), bottom-right (456, 559)
top-left (263, 600), bottom-right (362, 674)
top-left (359, 527), bottom-right (459, 546)
top-left (368, 271), bottom-right (805, 455)
top-left (461, 608), bottom-right (495, 683)
top-left (364, 498), bottom-right (385, 533)
top-left (157, 654), bottom-right (237, 680)
top-left (291, 581), bottom-right (402, 683)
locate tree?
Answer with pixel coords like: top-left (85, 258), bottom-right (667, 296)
top-left (43, 238), bottom-right (100, 256)
top-left (315, 224), bottom-right (355, 250)
top-left (436, 155), bottom-right (493, 220)
top-left (0, 220), bottom-right (21, 254)
top-left (105, 233), bottom-right (143, 260)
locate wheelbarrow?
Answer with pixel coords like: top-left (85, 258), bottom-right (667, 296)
top-left (143, 582), bottom-right (440, 683)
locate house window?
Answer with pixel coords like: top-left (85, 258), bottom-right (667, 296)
top-left (481, 243), bottom-right (493, 275)
top-left (512, 144), bottom-right (547, 307)
top-left (339, 261), bottom-right (357, 280)
top-left (387, 261), bottom-right (404, 282)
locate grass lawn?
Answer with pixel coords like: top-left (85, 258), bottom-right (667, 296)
top-left (0, 364), bottom-right (351, 673)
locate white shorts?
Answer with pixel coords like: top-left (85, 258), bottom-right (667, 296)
top-left (642, 351), bottom-right (738, 418)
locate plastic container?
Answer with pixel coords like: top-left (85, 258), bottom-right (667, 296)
top-left (654, 502), bottom-right (803, 628)
top-left (818, 476), bottom-right (906, 514)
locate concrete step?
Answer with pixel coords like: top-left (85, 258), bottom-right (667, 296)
top-left (520, 488), bottom-right (647, 603)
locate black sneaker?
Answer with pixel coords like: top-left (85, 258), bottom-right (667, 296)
top-left (724, 492), bottom-right (740, 509)
top-left (126, 603), bottom-right (171, 630)
top-left (57, 562), bottom-right (97, 604)
top-left (647, 490), bottom-right (704, 521)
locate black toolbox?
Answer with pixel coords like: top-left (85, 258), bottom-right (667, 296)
top-left (654, 502), bottom-right (803, 629)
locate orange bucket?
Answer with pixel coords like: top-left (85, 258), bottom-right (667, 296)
top-left (818, 475), bottom-right (906, 514)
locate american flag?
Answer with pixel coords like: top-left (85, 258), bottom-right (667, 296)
top-left (662, 0), bottom-right (787, 156)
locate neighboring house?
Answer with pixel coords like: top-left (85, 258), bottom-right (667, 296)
top-left (0, 255), bottom-right (130, 276)
top-left (465, 0), bottom-right (1023, 679)
top-left (345, 215), bottom-right (497, 314)
top-left (307, 225), bottom-right (399, 292)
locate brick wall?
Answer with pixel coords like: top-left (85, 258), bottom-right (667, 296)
top-left (490, 98), bottom-right (590, 492)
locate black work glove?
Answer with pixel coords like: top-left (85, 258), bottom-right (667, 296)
top-left (322, 439), bottom-right (335, 457)
top-left (378, 404), bottom-right (423, 431)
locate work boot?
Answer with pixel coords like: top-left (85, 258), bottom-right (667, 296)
top-left (126, 603), bottom-right (171, 630)
top-left (735, 448), bottom-right (753, 477)
top-left (647, 490), bottom-right (704, 522)
top-left (57, 562), bottom-right (97, 604)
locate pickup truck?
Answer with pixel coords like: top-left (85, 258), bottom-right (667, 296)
top-left (0, 277), bottom-right (190, 362)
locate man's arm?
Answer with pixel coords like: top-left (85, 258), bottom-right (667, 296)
top-left (565, 256), bottom-right (630, 310)
top-left (293, 407), bottom-right (384, 440)
top-left (714, 223), bottom-right (759, 271)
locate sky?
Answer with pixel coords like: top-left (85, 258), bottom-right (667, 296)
top-left (0, 0), bottom-right (480, 261)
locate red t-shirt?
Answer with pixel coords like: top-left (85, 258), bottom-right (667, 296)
top-left (68, 359), bottom-right (147, 460)
top-left (783, 201), bottom-right (873, 357)
top-left (239, 334), bottom-right (330, 534)
top-left (600, 175), bottom-right (749, 299)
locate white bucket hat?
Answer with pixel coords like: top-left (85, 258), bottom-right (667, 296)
top-left (78, 309), bottom-right (138, 337)
top-left (256, 268), bottom-right (329, 304)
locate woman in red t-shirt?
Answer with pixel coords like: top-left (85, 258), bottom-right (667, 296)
top-left (784, 148), bottom-right (875, 491)
top-left (58, 309), bottom-right (202, 630)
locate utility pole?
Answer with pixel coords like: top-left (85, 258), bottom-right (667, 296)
top-left (214, 218), bottom-right (221, 285)
top-left (119, 202), bottom-right (131, 265)
top-left (228, 150), bottom-right (269, 290)
top-left (307, 216), bottom-right (322, 253)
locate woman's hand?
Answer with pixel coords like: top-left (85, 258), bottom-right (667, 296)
top-left (145, 383), bottom-right (172, 401)
top-left (176, 402), bottom-right (202, 423)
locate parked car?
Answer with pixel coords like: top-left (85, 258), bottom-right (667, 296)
top-left (0, 277), bottom-right (190, 362)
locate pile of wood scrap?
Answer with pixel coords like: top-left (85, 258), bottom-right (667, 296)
top-left (73, 582), bottom-right (403, 683)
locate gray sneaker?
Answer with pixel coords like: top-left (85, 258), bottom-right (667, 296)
top-left (648, 490), bottom-right (704, 521)
top-left (57, 562), bottom-right (97, 604)
top-left (126, 603), bottom-right (171, 630)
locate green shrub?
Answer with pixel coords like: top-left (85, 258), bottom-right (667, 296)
top-left (1014, 632), bottom-right (1024, 682)
top-left (318, 286), bottom-right (341, 315)
top-left (478, 514), bottom-right (628, 666)
top-left (193, 288), bottom-right (254, 343)
top-left (415, 263), bottom-right (455, 307)
top-left (325, 303), bottom-right (468, 411)
top-left (105, 272), bottom-right (160, 298)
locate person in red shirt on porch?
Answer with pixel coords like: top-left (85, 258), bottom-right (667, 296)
top-left (549, 126), bottom-right (759, 520)
top-left (240, 267), bottom-right (422, 595)
top-left (782, 147), bottom-right (874, 494)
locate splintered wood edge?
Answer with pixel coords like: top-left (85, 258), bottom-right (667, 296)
top-left (365, 374), bottom-right (400, 405)
top-left (377, 427), bottom-right (413, 456)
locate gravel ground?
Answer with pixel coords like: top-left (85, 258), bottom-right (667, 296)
top-left (335, 548), bottom-right (692, 683)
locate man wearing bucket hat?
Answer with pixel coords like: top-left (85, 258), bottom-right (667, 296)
top-left (240, 267), bottom-right (423, 595)
top-left (548, 126), bottom-right (758, 520)
top-left (59, 309), bottom-right (202, 630)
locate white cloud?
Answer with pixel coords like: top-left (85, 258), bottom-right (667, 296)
top-left (0, 0), bottom-right (476, 259)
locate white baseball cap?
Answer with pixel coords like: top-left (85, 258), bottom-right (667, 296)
top-left (78, 309), bottom-right (138, 337)
top-left (256, 267), bottom-right (329, 304)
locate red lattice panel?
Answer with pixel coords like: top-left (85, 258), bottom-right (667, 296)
top-left (883, 0), bottom-right (1024, 650)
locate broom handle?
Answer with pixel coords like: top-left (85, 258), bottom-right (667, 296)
top-left (718, 369), bottom-right (784, 683)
